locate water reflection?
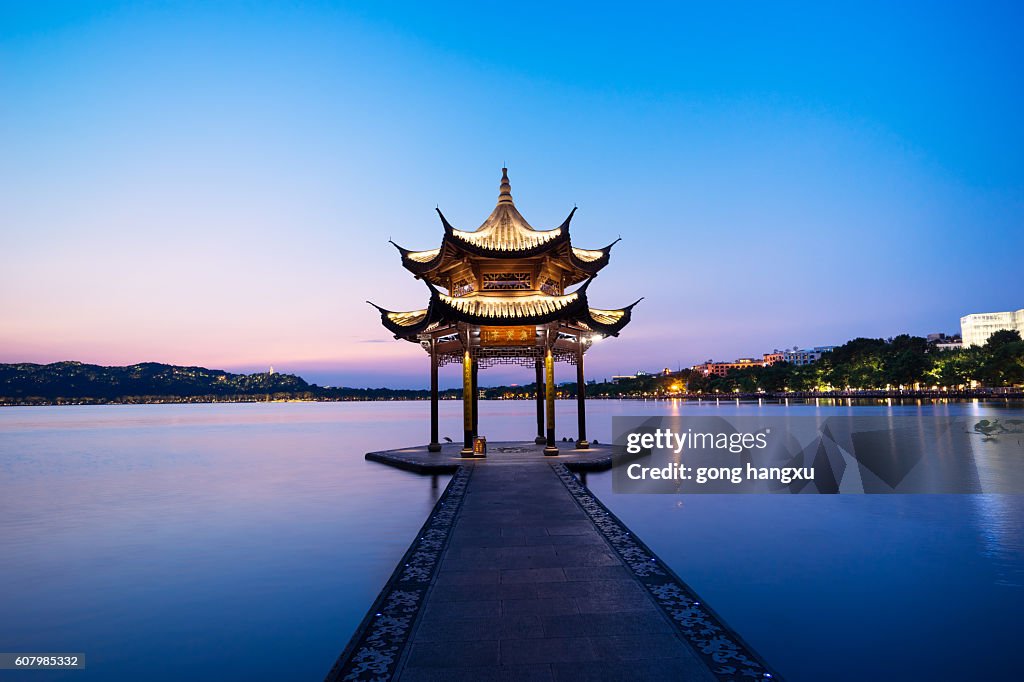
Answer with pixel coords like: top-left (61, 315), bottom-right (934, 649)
top-left (0, 404), bottom-right (449, 682)
top-left (1, 400), bottom-right (1022, 682)
top-left (971, 493), bottom-right (1024, 588)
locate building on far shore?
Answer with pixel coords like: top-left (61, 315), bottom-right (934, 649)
top-left (762, 346), bottom-right (835, 367)
top-left (927, 333), bottom-right (963, 351)
top-left (961, 309), bottom-right (1024, 347)
top-left (694, 358), bottom-right (763, 377)
top-left (693, 345), bottom-right (835, 377)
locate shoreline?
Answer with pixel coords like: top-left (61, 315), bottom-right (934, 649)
top-left (2, 389), bottom-right (1023, 407)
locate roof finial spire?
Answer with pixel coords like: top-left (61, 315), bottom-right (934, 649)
top-left (498, 166), bottom-right (513, 204)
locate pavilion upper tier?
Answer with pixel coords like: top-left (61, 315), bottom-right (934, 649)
top-left (389, 168), bottom-right (619, 292)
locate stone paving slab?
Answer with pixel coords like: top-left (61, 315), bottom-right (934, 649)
top-left (328, 444), bottom-right (783, 682)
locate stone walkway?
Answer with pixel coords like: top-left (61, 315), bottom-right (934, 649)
top-left (327, 443), bottom-right (780, 682)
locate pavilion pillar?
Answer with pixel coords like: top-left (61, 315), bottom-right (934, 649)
top-left (428, 339), bottom-right (441, 452)
top-left (575, 338), bottom-right (589, 449)
top-left (544, 347), bottom-right (558, 455)
top-left (460, 350), bottom-right (474, 456)
top-left (471, 356), bottom-right (479, 438)
top-left (534, 358), bottom-right (545, 444)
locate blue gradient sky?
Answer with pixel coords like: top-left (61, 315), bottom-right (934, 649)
top-left (2, 1), bottom-right (1022, 388)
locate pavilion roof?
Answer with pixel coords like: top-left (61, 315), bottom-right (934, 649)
top-left (450, 168), bottom-right (563, 251)
top-left (369, 279), bottom-right (640, 341)
top-left (389, 168), bottom-right (618, 282)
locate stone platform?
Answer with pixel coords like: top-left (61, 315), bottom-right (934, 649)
top-left (327, 443), bottom-right (781, 681)
top-left (364, 440), bottom-right (616, 474)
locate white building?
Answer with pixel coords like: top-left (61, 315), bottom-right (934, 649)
top-left (960, 309), bottom-right (1024, 347)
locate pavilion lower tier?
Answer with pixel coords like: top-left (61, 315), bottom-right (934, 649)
top-left (422, 324), bottom-right (595, 456)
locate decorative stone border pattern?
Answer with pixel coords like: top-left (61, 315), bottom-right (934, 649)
top-left (324, 466), bottom-right (472, 682)
top-left (551, 463), bottom-right (782, 682)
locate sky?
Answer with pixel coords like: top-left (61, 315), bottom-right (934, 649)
top-left (1, 1), bottom-right (1022, 388)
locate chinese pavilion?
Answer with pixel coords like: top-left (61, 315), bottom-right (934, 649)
top-left (370, 168), bottom-right (640, 456)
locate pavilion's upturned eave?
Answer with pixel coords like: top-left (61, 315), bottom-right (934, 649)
top-left (390, 239), bottom-right (446, 275)
top-left (575, 297), bottom-right (642, 337)
top-left (368, 299), bottom-right (444, 338)
top-left (567, 236), bottom-right (620, 274)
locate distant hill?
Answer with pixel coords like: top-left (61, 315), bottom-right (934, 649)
top-left (0, 362), bottom-right (433, 405)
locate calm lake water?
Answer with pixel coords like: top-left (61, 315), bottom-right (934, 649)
top-left (1, 400), bottom-right (1022, 681)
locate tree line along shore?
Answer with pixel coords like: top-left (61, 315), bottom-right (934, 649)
top-left (1, 332), bottom-right (1022, 406)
